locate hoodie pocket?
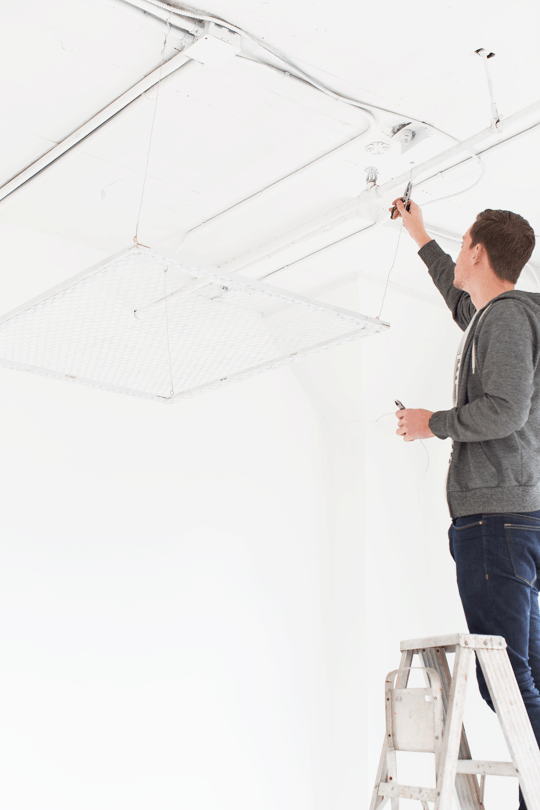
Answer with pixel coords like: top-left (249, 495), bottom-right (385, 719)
top-left (448, 442), bottom-right (500, 491)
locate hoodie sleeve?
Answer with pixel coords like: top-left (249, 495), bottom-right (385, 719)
top-left (418, 240), bottom-right (477, 331)
top-left (428, 300), bottom-right (537, 441)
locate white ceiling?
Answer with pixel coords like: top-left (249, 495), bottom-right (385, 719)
top-left (0, 0), bottom-right (539, 316)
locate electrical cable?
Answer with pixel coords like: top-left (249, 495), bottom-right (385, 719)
top-left (132, 0), bottom-right (470, 149)
top-left (420, 158), bottom-right (486, 209)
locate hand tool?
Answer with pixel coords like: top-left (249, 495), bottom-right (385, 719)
top-left (390, 181), bottom-right (413, 220)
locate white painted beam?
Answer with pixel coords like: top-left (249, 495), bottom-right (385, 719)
top-left (0, 51), bottom-right (200, 210)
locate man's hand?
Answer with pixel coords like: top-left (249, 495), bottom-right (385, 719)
top-left (389, 198), bottom-right (432, 249)
top-left (396, 408), bottom-right (435, 442)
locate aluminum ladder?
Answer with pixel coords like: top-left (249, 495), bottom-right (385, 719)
top-left (369, 633), bottom-right (540, 810)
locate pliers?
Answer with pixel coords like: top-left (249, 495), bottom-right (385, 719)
top-left (390, 181), bottom-right (413, 220)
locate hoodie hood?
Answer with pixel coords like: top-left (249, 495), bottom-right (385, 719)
top-left (471, 291), bottom-right (540, 374)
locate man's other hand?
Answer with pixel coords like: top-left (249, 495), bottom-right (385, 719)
top-left (396, 408), bottom-right (436, 442)
top-left (389, 198), bottom-right (432, 249)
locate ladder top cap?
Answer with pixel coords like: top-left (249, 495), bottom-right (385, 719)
top-left (400, 633), bottom-right (507, 651)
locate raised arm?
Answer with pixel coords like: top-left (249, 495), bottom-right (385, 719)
top-left (391, 197), bottom-right (432, 249)
top-left (390, 197), bottom-right (477, 330)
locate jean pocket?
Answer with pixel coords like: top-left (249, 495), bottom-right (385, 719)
top-left (504, 523), bottom-right (540, 586)
top-left (453, 519), bottom-right (484, 532)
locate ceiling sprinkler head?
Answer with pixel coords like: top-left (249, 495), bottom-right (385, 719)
top-left (365, 141), bottom-right (390, 155)
top-left (365, 166), bottom-right (378, 185)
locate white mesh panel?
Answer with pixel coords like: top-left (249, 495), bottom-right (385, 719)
top-left (0, 246), bottom-right (389, 402)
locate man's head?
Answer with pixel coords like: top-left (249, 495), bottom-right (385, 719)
top-left (454, 209), bottom-right (536, 309)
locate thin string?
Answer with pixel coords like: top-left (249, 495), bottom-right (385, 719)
top-left (163, 265), bottom-right (175, 396)
top-left (374, 171), bottom-right (429, 472)
top-left (374, 412), bottom-right (429, 473)
top-left (134, 20), bottom-right (172, 245)
top-left (376, 217), bottom-right (404, 320)
top-left (376, 168), bottom-right (412, 321)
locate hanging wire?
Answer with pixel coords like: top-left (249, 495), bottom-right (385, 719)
top-left (374, 411), bottom-right (430, 473)
top-left (163, 265), bottom-right (175, 396)
top-left (376, 217), bottom-right (404, 321)
top-left (132, 20), bottom-right (175, 397)
top-left (134, 19), bottom-right (172, 245)
top-left (374, 171), bottom-right (430, 472)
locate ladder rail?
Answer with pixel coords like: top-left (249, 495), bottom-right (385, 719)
top-left (370, 633), bottom-right (540, 810)
top-left (368, 650), bottom-right (412, 810)
top-left (435, 646), bottom-right (474, 810)
top-left (420, 647), bottom-right (483, 810)
top-left (476, 646), bottom-right (540, 810)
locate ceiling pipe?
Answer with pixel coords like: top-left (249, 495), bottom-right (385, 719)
top-left (375, 98), bottom-right (540, 199)
top-left (118, 0), bottom-right (203, 34)
top-left (0, 49), bottom-right (199, 211)
top-left (217, 98), bottom-right (540, 276)
top-left (173, 116), bottom-right (376, 249)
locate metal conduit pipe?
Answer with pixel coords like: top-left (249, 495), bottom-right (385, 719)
top-left (0, 53), bottom-right (201, 212)
top-left (118, 0), bottom-right (466, 144)
top-left (180, 118), bottom-right (376, 247)
top-left (118, 0), bottom-right (203, 33)
top-left (375, 98), bottom-right (540, 198)
top-left (258, 219), bottom-right (540, 308)
top-left (219, 99), bottom-right (540, 275)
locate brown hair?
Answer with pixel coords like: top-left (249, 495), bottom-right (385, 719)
top-left (470, 209), bottom-right (536, 284)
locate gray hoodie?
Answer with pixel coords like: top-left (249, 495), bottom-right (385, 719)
top-left (418, 239), bottom-right (540, 519)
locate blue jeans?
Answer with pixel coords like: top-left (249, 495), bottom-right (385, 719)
top-left (449, 511), bottom-right (540, 810)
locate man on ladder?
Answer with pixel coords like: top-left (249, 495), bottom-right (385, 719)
top-left (390, 196), bottom-right (538, 810)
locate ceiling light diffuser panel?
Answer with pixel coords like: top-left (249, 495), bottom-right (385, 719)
top-left (0, 246), bottom-right (389, 402)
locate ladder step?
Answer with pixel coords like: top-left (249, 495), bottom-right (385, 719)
top-left (400, 633), bottom-right (507, 652)
top-left (456, 759), bottom-right (518, 777)
top-left (378, 783), bottom-right (438, 802)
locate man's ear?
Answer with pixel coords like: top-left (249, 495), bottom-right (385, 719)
top-left (471, 241), bottom-right (484, 264)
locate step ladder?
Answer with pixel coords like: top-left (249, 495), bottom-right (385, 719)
top-left (369, 633), bottom-right (540, 810)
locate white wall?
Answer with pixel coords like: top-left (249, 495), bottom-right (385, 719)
top-left (0, 224), bottom-right (332, 810)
